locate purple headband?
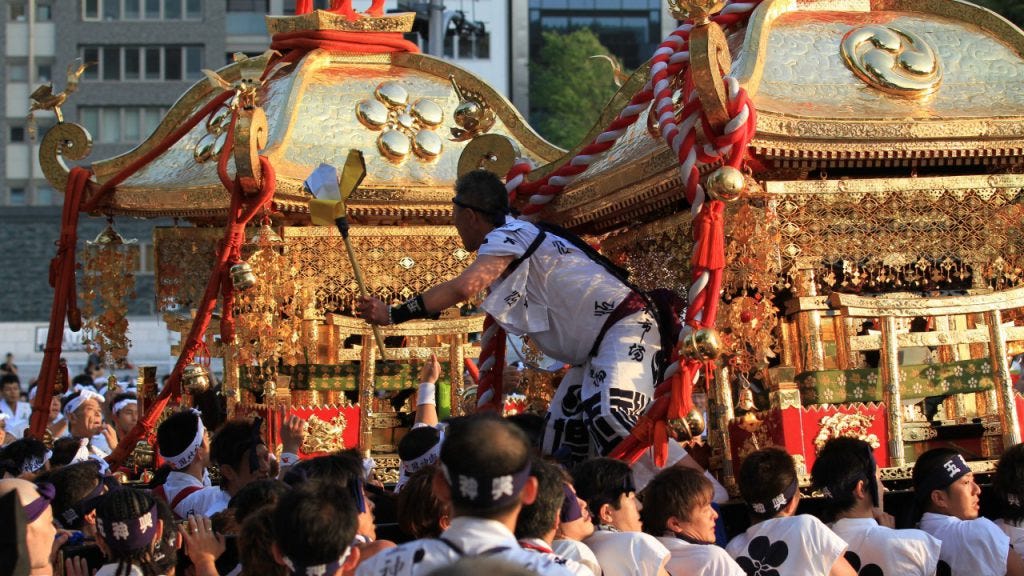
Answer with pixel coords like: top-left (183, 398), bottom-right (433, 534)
top-left (749, 478), bottom-right (798, 516)
top-left (96, 504), bottom-right (159, 553)
top-left (23, 482), bottom-right (55, 523)
top-left (915, 453), bottom-right (971, 500)
top-left (283, 549), bottom-right (350, 576)
top-left (560, 483), bottom-right (582, 523)
top-left (59, 475), bottom-right (121, 529)
top-left (441, 461), bottom-right (533, 510)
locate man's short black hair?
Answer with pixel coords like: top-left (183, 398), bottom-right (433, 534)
top-left (810, 437), bottom-right (876, 521)
top-left (439, 414), bottom-right (530, 518)
top-left (738, 447), bottom-right (797, 521)
top-left (282, 450), bottom-right (363, 489)
top-left (0, 373), bottom-right (19, 388)
top-left (515, 457), bottom-right (564, 540)
top-left (639, 466), bottom-right (713, 536)
top-left (995, 443), bottom-right (1024, 524)
top-left (229, 479), bottom-right (291, 524)
top-left (156, 410), bottom-right (202, 462)
top-left (273, 479), bottom-right (357, 566)
top-left (453, 170), bottom-right (509, 227)
top-left (38, 461), bottom-right (102, 529)
top-left (398, 426), bottom-right (441, 462)
top-left (572, 457), bottom-right (635, 524)
top-left (209, 418), bottom-right (262, 473)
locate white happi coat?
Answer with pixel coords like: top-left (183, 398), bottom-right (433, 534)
top-left (584, 529), bottom-right (670, 576)
top-left (995, 518), bottom-right (1024, 560)
top-left (830, 517), bottom-right (941, 576)
top-left (355, 517), bottom-right (578, 576)
top-left (725, 514), bottom-right (847, 576)
top-left (0, 400), bottom-right (31, 439)
top-left (478, 217), bottom-right (660, 460)
top-left (657, 536), bottom-right (745, 576)
top-left (919, 512), bottom-right (1011, 576)
top-left (160, 470), bottom-right (230, 519)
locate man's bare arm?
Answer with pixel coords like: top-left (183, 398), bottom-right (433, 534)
top-left (421, 254), bottom-right (513, 312)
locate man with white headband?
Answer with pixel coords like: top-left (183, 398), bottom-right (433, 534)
top-left (357, 414), bottom-right (576, 576)
top-left (153, 409), bottom-right (229, 518)
top-left (109, 392), bottom-right (138, 444)
top-left (62, 388), bottom-right (112, 467)
top-left (394, 354), bottom-right (443, 493)
top-left (913, 447), bottom-right (1024, 576)
top-left (727, 447), bottom-right (856, 576)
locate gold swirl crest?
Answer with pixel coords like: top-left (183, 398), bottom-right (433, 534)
top-left (840, 24), bottom-right (942, 98)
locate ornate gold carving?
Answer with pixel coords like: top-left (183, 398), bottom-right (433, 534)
top-left (79, 224), bottom-right (139, 367)
top-left (301, 413), bottom-right (348, 454)
top-left (355, 81), bottom-right (444, 162)
top-left (448, 75), bottom-right (496, 142)
top-left (265, 10), bottom-right (415, 35)
top-left (813, 412), bottom-right (880, 451)
top-left (689, 15), bottom-right (731, 131)
top-left (39, 122), bottom-right (93, 194)
top-left (668, 0), bottom-right (725, 24)
top-left (770, 389), bottom-right (802, 411)
top-left (236, 106), bottom-right (269, 193)
top-left (902, 424), bottom-right (937, 442)
top-left (840, 25), bottom-right (941, 97)
top-left (28, 59), bottom-right (88, 126)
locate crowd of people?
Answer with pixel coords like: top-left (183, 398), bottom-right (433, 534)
top-left (2, 351), bottom-right (1024, 576)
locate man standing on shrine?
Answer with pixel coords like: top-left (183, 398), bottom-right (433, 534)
top-left (356, 170), bottom-right (662, 466)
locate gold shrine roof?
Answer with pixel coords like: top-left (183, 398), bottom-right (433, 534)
top-left (51, 30), bottom-right (561, 219)
top-left (545, 0), bottom-right (1024, 230)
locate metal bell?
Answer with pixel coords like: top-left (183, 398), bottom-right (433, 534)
top-left (182, 363), bottom-right (211, 394)
top-left (230, 262), bottom-right (257, 291)
top-left (681, 327), bottom-right (722, 361)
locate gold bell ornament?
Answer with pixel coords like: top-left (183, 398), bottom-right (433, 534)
top-left (704, 166), bottom-right (746, 202)
top-left (230, 262), bottom-right (257, 291)
top-left (182, 363), bottom-right (211, 394)
top-left (681, 327), bottom-right (723, 361)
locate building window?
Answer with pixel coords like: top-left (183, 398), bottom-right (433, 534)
top-left (9, 3), bottom-right (26, 21)
top-left (8, 63), bottom-right (28, 83)
top-left (36, 4), bottom-right (52, 20)
top-left (9, 126), bottom-right (25, 143)
top-left (37, 64), bottom-right (52, 83)
top-left (79, 106), bottom-right (167, 144)
top-left (83, 0), bottom-right (202, 20)
top-left (81, 46), bottom-right (203, 81)
top-left (9, 188), bottom-right (27, 206)
top-left (36, 186), bottom-right (55, 206)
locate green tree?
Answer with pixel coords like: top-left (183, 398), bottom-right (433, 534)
top-left (972, 0), bottom-right (1024, 28)
top-left (530, 29), bottom-right (622, 150)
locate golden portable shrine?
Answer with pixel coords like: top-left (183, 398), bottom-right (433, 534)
top-left (28, 0), bottom-right (1024, 487)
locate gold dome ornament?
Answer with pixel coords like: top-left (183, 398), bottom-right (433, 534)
top-left (357, 81), bottom-right (444, 162)
top-left (182, 363), bottom-right (211, 394)
top-left (705, 166), bottom-right (745, 202)
top-left (230, 262), bottom-right (257, 291)
top-left (668, 408), bottom-right (707, 440)
top-left (449, 75), bottom-right (496, 141)
top-left (680, 327), bottom-right (722, 361)
top-left (379, 129), bottom-right (411, 160)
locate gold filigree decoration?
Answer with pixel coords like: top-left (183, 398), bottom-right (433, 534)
top-left (233, 224), bottom-right (305, 380)
top-left (301, 413), bottom-right (349, 454)
top-left (813, 412), bottom-right (880, 452)
top-left (718, 296), bottom-right (777, 376)
top-left (840, 25), bottom-right (942, 98)
top-left (356, 81), bottom-right (444, 161)
top-left (79, 224), bottom-right (139, 368)
top-left (773, 180), bottom-right (1024, 293)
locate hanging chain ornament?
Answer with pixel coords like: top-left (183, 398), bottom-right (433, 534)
top-left (234, 218), bottom-right (303, 380)
top-left (79, 222), bottom-right (138, 368)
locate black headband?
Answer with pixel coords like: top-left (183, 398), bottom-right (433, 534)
top-left (749, 478), bottom-right (798, 516)
top-left (915, 453), bottom-right (971, 500)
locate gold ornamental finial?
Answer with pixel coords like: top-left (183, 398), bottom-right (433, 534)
top-left (27, 58), bottom-right (90, 137)
top-left (668, 0), bottom-right (726, 25)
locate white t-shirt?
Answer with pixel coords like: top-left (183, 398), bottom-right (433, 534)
top-left (995, 518), bottom-right (1024, 560)
top-left (0, 400), bottom-right (31, 439)
top-left (518, 537), bottom-right (594, 576)
top-left (553, 539), bottom-right (602, 576)
top-left (355, 517), bottom-right (577, 576)
top-left (919, 512), bottom-right (1011, 576)
top-left (584, 530), bottom-right (670, 576)
top-left (161, 470), bottom-right (230, 518)
top-left (726, 515), bottom-right (847, 576)
top-left (658, 535), bottom-right (745, 576)
top-left (830, 517), bottom-right (941, 576)
top-left (477, 217), bottom-right (632, 365)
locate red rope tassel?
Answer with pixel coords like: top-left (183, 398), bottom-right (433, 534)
top-left (28, 167), bottom-right (90, 439)
top-left (691, 201), bottom-right (726, 271)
